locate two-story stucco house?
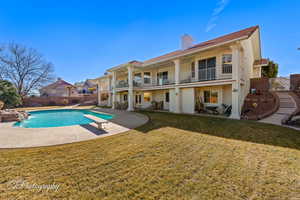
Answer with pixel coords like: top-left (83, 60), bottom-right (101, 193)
top-left (97, 26), bottom-right (269, 119)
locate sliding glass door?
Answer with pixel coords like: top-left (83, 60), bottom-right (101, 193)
top-left (198, 57), bottom-right (216, 81)
top-left (157, 71), bottom-right (168, 85)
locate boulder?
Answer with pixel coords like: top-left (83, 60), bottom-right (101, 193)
top-left (0, 110), bottom-right (29, 122)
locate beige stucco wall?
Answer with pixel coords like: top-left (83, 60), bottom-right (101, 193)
top-left (181, 88), bottom-right (195, 114)
top-left (240, 30), bottom-right (262, 111)
top-left (151, 90), bottom-right (170, 110)
top-left (169, 89), bottom-right (176, 112)
top-left (250, 29), bottom-right (261, 61)
top-left (222, 85), bottom-right (232, 106)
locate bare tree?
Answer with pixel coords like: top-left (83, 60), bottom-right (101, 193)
top-left (0, 43), bottom-right (54, 97)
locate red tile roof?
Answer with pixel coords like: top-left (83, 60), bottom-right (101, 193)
top-left (254, 58), bottom-right (269, 66)
top-left (42, 79), bottom-right (75, 90)
top-left (144, 26), bottom-right (259, 65)
top-left (128, 60), bottom-right (143, 65)
top-left (107, 60), bottom-right (143, 71)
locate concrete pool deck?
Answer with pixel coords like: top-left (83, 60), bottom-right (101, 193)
top-left (0, 108), bottom-right (148, 148)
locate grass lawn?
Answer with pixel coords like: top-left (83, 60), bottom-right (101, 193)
top-left (1, 111), bottom-right (300, 199)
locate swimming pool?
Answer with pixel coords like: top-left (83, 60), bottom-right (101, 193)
top-left (14, 109), bottom-right (113, 128)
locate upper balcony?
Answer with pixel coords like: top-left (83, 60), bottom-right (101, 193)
top-left (135, 79), bottom-right (175, 88)
top-left (180, 65), bottom-right (233, 84)
top-left (116, 80), bottom-right (129, 89)
top-left (110, 48), bottom-right (238, 91)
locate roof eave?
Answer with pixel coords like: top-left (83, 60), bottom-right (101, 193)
top-left (143, 35), bottom-right (249, 67)
top-left (107, 63), bottom-right (143, 72)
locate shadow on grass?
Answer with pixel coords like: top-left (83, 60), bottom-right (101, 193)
top-left (135, 111), bottom-right (300, 150)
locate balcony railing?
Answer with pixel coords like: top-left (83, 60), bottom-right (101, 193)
top-left (199, 68), bottom-right (216, 81)
top-left (116, 81), bottom-right (128, 88)
top-left (180, 68), bottom-right (231, 84)
top-left (142, 79), bottom-right (175, 87)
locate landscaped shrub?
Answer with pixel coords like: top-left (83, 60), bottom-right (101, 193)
top-left (0, 80), bottom-right (21, 108)
top-left (62, 99), bottom-right (69, 105)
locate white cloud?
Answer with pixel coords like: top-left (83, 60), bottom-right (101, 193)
top-left (206, 0), bottom-right (230, 32)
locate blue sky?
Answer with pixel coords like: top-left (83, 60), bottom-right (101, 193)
top-left (0, 0), bottom-right (299, 83)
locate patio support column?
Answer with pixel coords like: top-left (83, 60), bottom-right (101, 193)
top-left (174, 59), bottom-right (180, 85)
top-left (108, 77), bottom-right (112, 107)
top-left (195, 58), bottom-right (199, 81)
top-left (230, 44), bottom-right (241, 119)
top-left (174, 59), bottom-right (181, 113)
top-left (127, 65), bottom-right (134, 111)
top-left (97, 80), bottom-right (102, 106)
top-left (112, 71), bottom-right (116, 109)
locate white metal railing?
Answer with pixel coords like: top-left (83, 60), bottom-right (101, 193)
top-left (116, 80), bottom-right (128, 88)
top-left (199, 68), bottom-right (216, 81)
top-left (142, 78), bottom-right (175, 87)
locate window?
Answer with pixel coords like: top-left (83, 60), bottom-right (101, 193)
top-left (134, 73), bottom-right (142, 83)
top-left (144, 92), bottom-right (151, 102)
top-left (165, 92), bottom-right (169, 103)
top-left (203, 90), bottom-right (218, 104)
top-left (198, 57), bottom-right (216, 81)
top-left (144, 72), bottom-right (151, 84)
top-left (157, 71), bottom-right (168, 85)
top-left (135, 94), bottom-right (142, 104)
top-left (123, 94), bottom-right (128, 102)
top-left (191, 62), bottom-right (195, 78)
top-left (222, 54), bottom-right (232, 74)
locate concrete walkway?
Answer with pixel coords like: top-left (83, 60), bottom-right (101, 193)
top-left (0, 108), bottom-right (148, 148)
top-left (260, 92), bottom-right (297, 126)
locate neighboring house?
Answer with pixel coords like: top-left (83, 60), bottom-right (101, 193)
top-left (97, 74), bottom-right (111, 106)
top-left (40, 78), bottom-right (78, 97)
top-left (75, 79), bottom-right (98, 95)
top-left (97, 26), bottom-right (269, 119)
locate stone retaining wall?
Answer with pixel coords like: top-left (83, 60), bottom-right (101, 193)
top-left (242, 92), bottom-right (279, 120)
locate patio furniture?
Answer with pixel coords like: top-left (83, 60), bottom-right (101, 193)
top-left (205, 106), bottom-right (219, 115)
top-left (84, 114), bottom-right (109, 130)
top-left (195, 98), bottom-right (206, 113)
top-left (222, 104), bottom-right (232, 116)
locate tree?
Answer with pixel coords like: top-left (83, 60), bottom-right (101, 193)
top-left (0, 43), bottom-right (54, 98)
top-left (0, 80), bottom-right (21, 108)
top-left (262, 60), bottom-right (278, 78)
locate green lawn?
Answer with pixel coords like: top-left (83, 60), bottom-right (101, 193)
top-left (1, 111), bottom-right (300, 199)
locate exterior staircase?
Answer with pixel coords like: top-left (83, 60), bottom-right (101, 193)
top-left (259, 92), bottom-right (297, 126)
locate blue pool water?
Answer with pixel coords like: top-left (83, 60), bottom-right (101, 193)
top-left (14, 109), bottom-right (113, 128)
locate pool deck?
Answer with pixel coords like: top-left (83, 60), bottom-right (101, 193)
top-left (0, 108), bottom-right (148, 148)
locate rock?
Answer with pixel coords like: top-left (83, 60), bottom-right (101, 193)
top-left (0, 110), bottom-right (29, 122)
